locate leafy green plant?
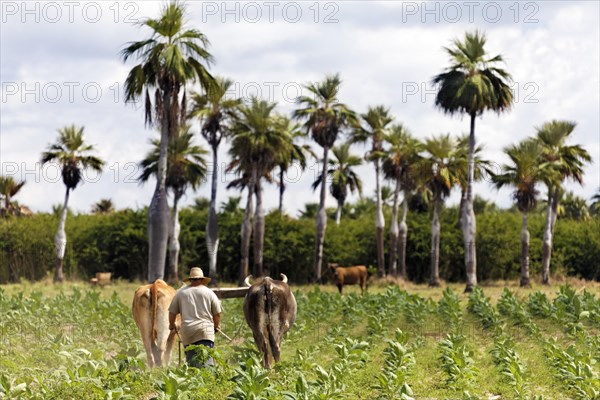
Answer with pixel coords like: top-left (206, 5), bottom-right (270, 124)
top-left (367, 314), bottom-right (386, 338)
top-left (543, 340), bottom-right (599, 399)
top-left (526, 291), bottom-right (555, 318)
top-left (467, 287), bottom-right (501, 332)
top-left (404, 294), bottom-right (435, 325)
top-left (490, 335), bottom-right (529, 398)
top-left (0, 374), bottom-right (28, 398)
top-left (438, 287), bottom-right (463, 331)
top-left (438, 333), bottom-right (478, 390)
top-left (584, 334), bottom-right (600, 364)
top-left (282, 362), bottom-right (346, 400)
top-left (228, 354), bottom-right (275, 400)
top-left (497, 289), bottom-right (540, 336)
top-left (372, 329), bottom-right (416, 400)
top-left (283, 375), bottom-right (323, 400)
top-left (283, 336), bottom-right (369, 400)
top-left (581, 289), bottom-right (600, 327)
top-left (333, 338), bottom-right (369, 367)
top-left (553, 285), bottom-right (589, 336)
top-left (373, 372), bottom-right (414, 400)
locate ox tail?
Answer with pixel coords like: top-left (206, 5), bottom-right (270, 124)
top-left (264, 279), bottom-right (280, 362)
top-left (150, 282), bottom-right (158, 342)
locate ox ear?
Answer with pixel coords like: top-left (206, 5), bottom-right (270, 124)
top-left (280, 274), bottom-right (288, 283)
top-left (243, 275), bottom-right (253, 287)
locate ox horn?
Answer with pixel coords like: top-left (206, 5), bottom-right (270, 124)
top-left (243, 275), bottom-right (253, 287)
top-left (280, 274), bottom-right (288, 283)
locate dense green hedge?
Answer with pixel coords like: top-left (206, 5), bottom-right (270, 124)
top-left (0, 208), bottom-right (598, 283)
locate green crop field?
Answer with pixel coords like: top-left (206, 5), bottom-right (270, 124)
top-left (0, 280), bottom-right (598, 400)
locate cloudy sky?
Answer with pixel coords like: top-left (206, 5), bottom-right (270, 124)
top-left (1, 0), bottom-right (598, 215)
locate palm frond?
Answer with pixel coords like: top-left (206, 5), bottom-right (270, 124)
top-left (433, 31), bottom-right (513, 116)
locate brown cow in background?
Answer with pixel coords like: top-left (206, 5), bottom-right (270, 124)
top-left (132, 279), bottom-right (180, 368)
top-left (243, 274), bottom-right (297, 368)
top-left (328, 263), bottom-right (368, 294)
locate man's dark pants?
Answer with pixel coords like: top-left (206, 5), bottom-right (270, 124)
top-left (184, 340), bottom-right (214, 367)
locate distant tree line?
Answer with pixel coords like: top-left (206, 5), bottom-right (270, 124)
top-left (0, 201), bottom-right (597, 284)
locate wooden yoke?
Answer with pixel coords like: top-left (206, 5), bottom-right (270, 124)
top-left (211, 287), bottom-right (249, 299)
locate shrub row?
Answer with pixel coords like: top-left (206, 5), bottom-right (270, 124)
top-left (0, 209), bottom-right (598, 283)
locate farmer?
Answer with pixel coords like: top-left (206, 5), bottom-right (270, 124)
top-left (169, 267), bottom-right (223, 367)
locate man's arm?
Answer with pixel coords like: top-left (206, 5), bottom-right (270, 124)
top-left (213, 313), bottom-right (221, 332)
top-left (169, 312), bottom-right (178, 331)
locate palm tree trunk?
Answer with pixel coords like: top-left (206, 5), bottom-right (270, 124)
top-left (464, 112), bottom-right (478, 292)
top-left (54, 187), bottom-right (70, 283)
top-left (278, 167), bottom-right (285, 214)
top-left (551, 190), bottom-right (559, 230)
top-left (335, 199), bottom-right (343, 225)
top-left (541, 190), bottom-right (553, 285)
top-left (458, 187), bottom-right (467, 230)
top-left (398, 193), bottom-right (409, 280)
top-left (239, 183), bottom-right (254, 284)
top-left (520, 212), bottom-right (531, 287)
top-left (314, 146), bottom-right (329, 283)
top-left (206, 145), bottom-right (220, 281)
top-left (253, 172), bottom-right (265, 277)
top-left (429, 193), bottom-right (441, 287)
top-left (147, 89), bottom-right (172, 283)
top-left (375, 159), bottom-right (386, 277)
top-left (167, 193), bottom-right (181, 283)
top-left (388, 179), bottom-right (401, 277)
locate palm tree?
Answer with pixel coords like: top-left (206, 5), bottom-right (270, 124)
top-left (590, 189), bottom-right (600, 217)
top-left (230, 99), bottom-right (292, 277)
top-left (121, 1), bottom-right (214, 283)
top-left (293, 74), bottom-right (356, 281)
top-left (560, 192), bottom-right (591, 221)
top-left (51, 204), bottom-right (68, 217)
top-left (139, 129), bottom-right (208, 283)
top-left (41, 125), bottom-right (104, 282)
top-left (298, 203), bottom-right (319, 219)
top-left (189, 77), bottom-right (240, 280)
top-left (536, 120), bottom-right (592, 284)
top-left (349, 197), bottom-right (377, 218)
top-left (473, 195), bottom-right (498, 214)
top-left (220, 196), bottom-right (242, 214)
top-left (418, 134), bottom-right (461, 287)
top-left (433, 31), bottom-right (513, 292)
top-left (0, 176), bottom-right (26, 216)
top-left (225, 172), bottom-right (253, 283)
top-left (193, 196), bottom-right (210, 211)
top-left (351, 105), bottom-right (393, 277)
top-left (408, 192), bottom-right (430, 214)
top-left (383, 124), bottom-right (421, 278)
top-left (380, 186), bottom-right (394, 208)
top-left (312, 143), bottom-right (363, 225)
top-left (92, 199), bottom-right (114, 214)
top-left (492, 140), bottom-right (546, 287)
top-left (273, 116), bottom-right (314, 213)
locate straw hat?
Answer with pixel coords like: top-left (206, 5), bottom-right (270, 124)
top-left (183, 267), bottom-right (211, 284)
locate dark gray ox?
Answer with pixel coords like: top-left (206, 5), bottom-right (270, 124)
top-left (243, 274), bottom-right (297, 368)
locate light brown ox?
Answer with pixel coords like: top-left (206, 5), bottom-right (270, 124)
top-left (132, 279), bottom-right (180, 368)
top-left (90, 272), bottom-right (111, 286)
top-left (328, 263), bottom-right (368, 294)
top-left (243, 274), bottom-right (297, 368)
